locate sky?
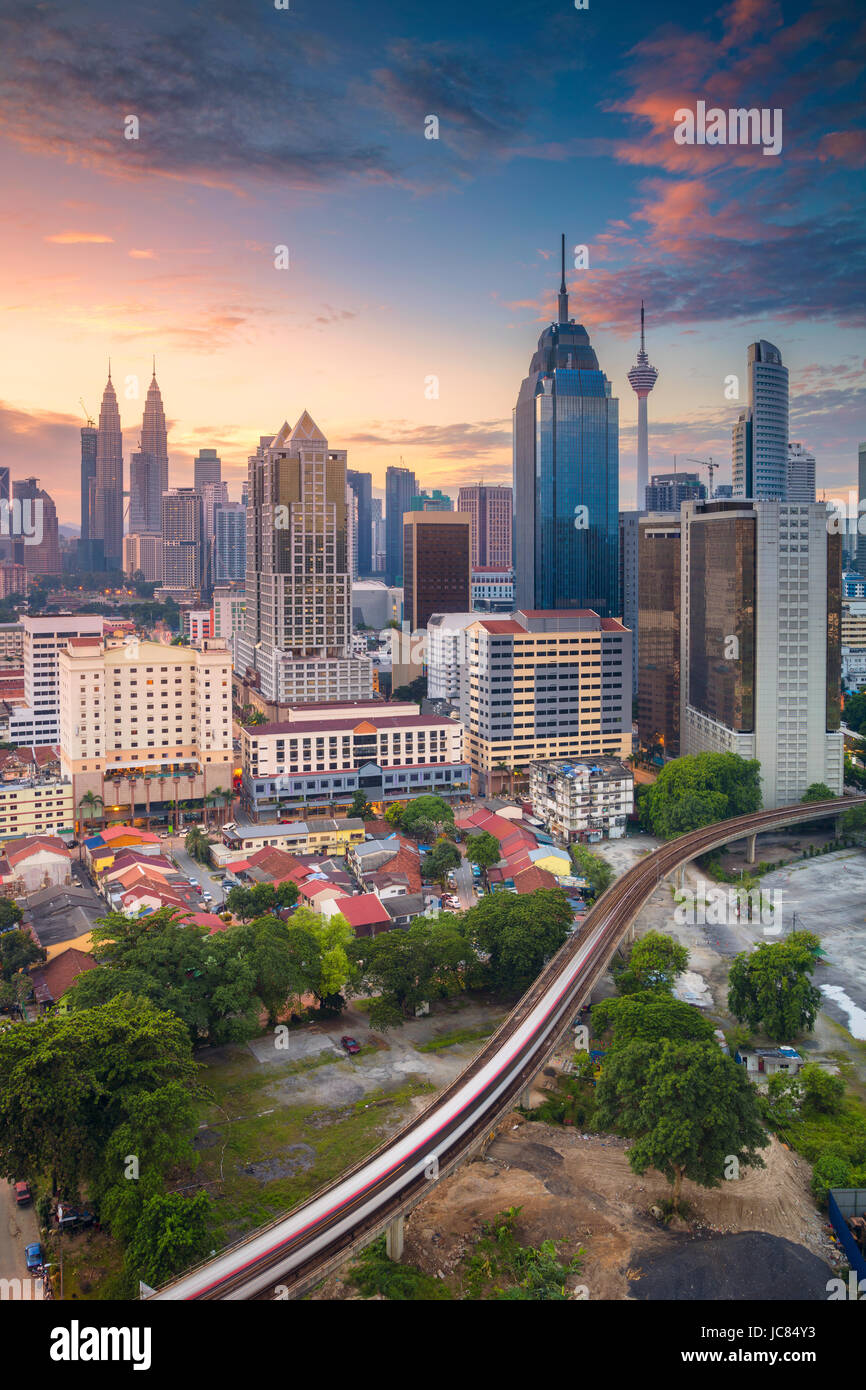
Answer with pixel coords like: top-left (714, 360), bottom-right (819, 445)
top-left (0, 0), bottom-right (864, 525)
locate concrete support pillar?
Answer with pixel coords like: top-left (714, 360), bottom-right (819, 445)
top-left (520, 1082), bottom-right (534, 1109)
top-left (385, 1215), bottom-right (404, 1262)
top-left (746, 833), bottom-right (757, 864)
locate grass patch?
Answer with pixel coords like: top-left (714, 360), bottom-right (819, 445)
top-left (194, 1069), bottom-right (436, 1242)
top-left (416, 1021), bottom-right (501, 1053)
top-left (462, 1206), bottom-right (583, 1301)
top-left (347, 1237), bottom-right (452, 1300)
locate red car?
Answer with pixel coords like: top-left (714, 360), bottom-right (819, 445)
top-left (14, 1181), bottom-right (32, 1205)
top-left (340, 1035), bottom-right (361, 1055)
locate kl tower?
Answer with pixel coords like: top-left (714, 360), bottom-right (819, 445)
top-left (627, 302), bottom-right (659, 510)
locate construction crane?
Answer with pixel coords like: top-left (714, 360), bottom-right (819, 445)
top-left (687, 456), bottom-right (717, 500)
top-left (79, 398), bottom-right (95, 428)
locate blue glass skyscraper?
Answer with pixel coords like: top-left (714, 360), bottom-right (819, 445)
top-left (514, 237), bottom-right (619, 617)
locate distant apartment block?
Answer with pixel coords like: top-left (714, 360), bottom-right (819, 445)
top-left (529, 757), bottom-right (634, 842)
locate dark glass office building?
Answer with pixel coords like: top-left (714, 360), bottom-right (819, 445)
top-left (385, 465), bottom-right (416, 585)
top-left (637, 514), bottom-right (681, 757)
top-left (514, 243), bottom-right (619, 617)
top-left (347, 469), bottom-right (373, 576)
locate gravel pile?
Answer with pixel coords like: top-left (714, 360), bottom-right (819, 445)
top-left (628, 1230), bottom-right (833, 1300)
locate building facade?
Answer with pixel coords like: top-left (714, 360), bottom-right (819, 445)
top-left (213, 502), bottom-right (246, 583)
top-left (732, 341), bottom-right (789, 500)
top-left (193, 448), bottom-right (221, 490)
top-left (8, 613), bottom-right (103, 746)
top-left (457, 484), bottom-right (512, 569)
top-left (402, 511), bottom-right (472, 631)
top-left (460, 609), bottom-right (632, 794)
top-left (124, 532), bottom-right (163, 583)
top-left (59, 635), bottom-right (233, 816)
top-left (12, 478), bottom-right (61, 577)
top-left (471, 566), bottom-right (514, 611)
top-left (346, 469), bottom-right (373, 576)
top-left (235, 412), bottom-right (372, 704)
top-left (787, 442), bottom-right (816, 504)
top-left (385, 466), bottom-right (416, 584)
top-left (514, 241), bottom-right (619, 618)
top-left (644, 472), bottom-right (705, 512)
top-left (637, 512), bottom-right (681, 758)
top-left (80, 423), bottom-right (97, 544)
top-left (680, 500), bottom-right (842, 806)
top-left (240, 700), bottom-right (469, 819)
top-left (0, 777), bottom-right (75, 844)
top-left (529, 757), bottom-right (634, 842)
top-left (162, 487), bottom-right (204, 593)
top-left (92, 371), bottom-right (124, 571)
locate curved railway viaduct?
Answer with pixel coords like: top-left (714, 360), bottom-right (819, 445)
top-left (150, 795), bottom-right (864, 1301)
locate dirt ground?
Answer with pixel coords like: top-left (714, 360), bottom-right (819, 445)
top-left (314, 1113), bottom-right (842, 1300)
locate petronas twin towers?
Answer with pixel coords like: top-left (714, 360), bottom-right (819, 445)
top-left (90, 364), bottom-right (169, 569)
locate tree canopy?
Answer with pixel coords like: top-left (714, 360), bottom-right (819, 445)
top-left (595, 1039), bottom-right (767, 1206)
top-left (422, 839), bottom-right (462, 885)
top-left (612, 931), bottom-right (689, 996)
top-left (395, 795), bottom-right (455, 841)
top-left (352, 915), bottom-right (472, 1026)
top-left (727, 931), bottom-right (822, 1041)
top-left (639, 753), bottom-right (762, 839)
top-left (591, 992), bottom-right (714, 1048)
top-left (569, 844), bottom-right (614, 899)
top-left (465, 832), bottom-right (502, 871)
top-left (464, 888), bottom-right (572, 994)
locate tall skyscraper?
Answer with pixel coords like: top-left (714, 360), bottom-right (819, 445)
top-left (124, 532), bottom-right (163, 582)
top-left (213, 503), bottom-right (246, 583)
top-left (194, 448), bottom-right (221, 490)
top-left (92, 369), bottom-right (124, 570)
top-left (200, 480), bottom-right (229, 544)
top-left (346, 469), bottom-right (373, 576)
top-left (514, 236), bottom-right (619, 618)
top-left (403, 511), bottom-right (471, 630)
top-left (410, 489), bottom-right (453, 512)
top-left (644, 472), bottom-right (706, 512)
top-left (161, 487), bottom-right (203, 592)
top-left (858, 444), bottom-right (866, 578)
top-left (618, 510), bottom-right (642, 695)
top-left (370, 497), bottom-right (385, 572)
top-left (346, 482), bottom-right (358, 581)
top-left (732, 341), bottom-right (789, 499)
top-left (457, 484), bottom-right (512, 568)
top-left (129, 368), bottom-right (169, 535)
top-left (235, 411), bottom-right (372, 704)
top-left (12, 478), bottom-right (61, 576)
top-left (627, 303), bottom-right (659, 510)
top-left (637, 512), bottom-right (681, 758)
top-left (0, 468), bottom-right (9, 503)
top-left (680, 499), bottom-right (842, 806)
top-left (385, 465), bottom-right (416, 584)
top-left (787, 442), bottom-right (816, 504)
top-left (79, 422), bottom-right (97, 541)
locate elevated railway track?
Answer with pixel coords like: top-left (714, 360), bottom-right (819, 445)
top-left (150, 796), bottom-right (863, 1301)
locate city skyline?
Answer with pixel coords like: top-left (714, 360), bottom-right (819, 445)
top-left (0, 0), bottom-right (863, 524)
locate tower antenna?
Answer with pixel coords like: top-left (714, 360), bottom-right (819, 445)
top-left (557, 234), bottom-right (569, 322)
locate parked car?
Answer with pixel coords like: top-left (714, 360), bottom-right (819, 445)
top-left (340, 1035), bottom-right (361, 1055)
top-left (25, 1243), bottom-right (44, 1272)
top-left (14, 1181), bottom-right (32, 1205)
top-left (55, 1208), bottom-right (95, 1231)
top-left (202, 892), bottom-right (213, 902)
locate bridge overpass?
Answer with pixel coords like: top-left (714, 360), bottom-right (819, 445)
top-left (149, 795), bottom-right (863, 1301)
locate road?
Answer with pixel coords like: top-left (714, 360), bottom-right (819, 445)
top-left (170, 842), bottom-right (226, 909)
top-left (0, 1181), bottom-right (40, 1297)
top-left (149, 795), bottom-right (863, 1302)
top-left (453, 853), bottom-right (479, 909)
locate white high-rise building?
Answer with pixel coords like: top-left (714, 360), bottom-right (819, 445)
top-left (8, 613), bottom-right (104, 746)
top-left (235, 412), bottom-right (372, 704)
top-left (426, 612), bottom-right (478, 701)
top-left (787, 442), bottom-right (816, 503)
top-left (732, 341), bottom-right (789, 499)
top-left (680, 500), bottom-right (843, 807)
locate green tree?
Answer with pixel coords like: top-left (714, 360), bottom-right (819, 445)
top-left (289, 906), bottom-right (355, 1003)
top-left (349, 790), bottom-right (374, 820)
top-left (274, 880), bottom-right (299, 910)
top-left (0, 929), bottom-right (39, 983)
top-left (353, 916), bottom-right (471, 1023)
top-left (595, 1039), bottom-right (767, 1208)
top-left (0, 993), bottom-right (199, 1197)
top-left (465, 889), bottom-right (571, 994)
top-left (727, 931), bottom-right (822, 1041)
top-left (184, 826), bottom-right (212, 864)
top-left (66, 909), bottom-right (263, 1046)
top-left (641, 752), bottom-right (762, 839)
top-left (124, 1190), bottom-right (213, 1287)
top-left (398, 795), bottom-right (455, 841)
top-left (799, 1061), bottom-right (845, 1115)
top-left (591, 992), bottom-right (714, 1048)
top-left (613, 931), bottom-right (689, 996)
top-left (465, 831), bottom-right (501, 872)
top-left (0, 897), bottom-right (23, 933)
top-left (383, 802), bottom-right (404, 827)
top-left (800, 783), bottom-right (836, 804)
top-left (569, 844), bottom-right (614, 899)
top-left (422, 839), bottom-right (461, 887)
